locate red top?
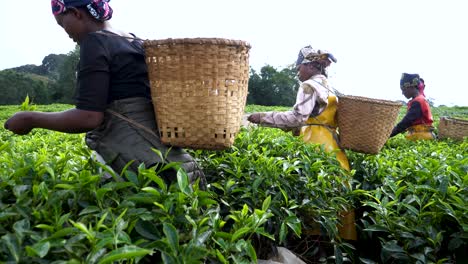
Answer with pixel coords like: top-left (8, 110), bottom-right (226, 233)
top-left (407, 95), bottom-right (433, 126)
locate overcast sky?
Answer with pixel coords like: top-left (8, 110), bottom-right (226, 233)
top-left (0, 0), bottom-right (467, 106)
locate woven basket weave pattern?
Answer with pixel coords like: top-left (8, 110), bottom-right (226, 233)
top-left (438, 117), bottom-right (468, 140)
top-left (337, 95), bottom-right (402, 154)
top-left (144, 38), bottom-right (250, 150)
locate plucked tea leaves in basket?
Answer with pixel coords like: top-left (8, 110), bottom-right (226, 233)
top-left (337, 95), bottom-right (402, 154)
top-left (143, 38), bottom-right (251, 150)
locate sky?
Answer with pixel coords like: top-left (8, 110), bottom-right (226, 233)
top-left (0, 0), bottom-right (467, 107)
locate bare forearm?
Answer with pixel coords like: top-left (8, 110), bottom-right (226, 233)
top-left (32, 109), bottom-right (104, 133)
top-left (6, 108), bottom-right (104, 134)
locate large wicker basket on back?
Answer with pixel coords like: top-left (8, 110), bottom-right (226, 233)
top-left (438, 116), bottom-right (468, 141)
top-left (337, 95), bottom-right (402, 154)
top-left (143, 38), bottom-right (250, 150)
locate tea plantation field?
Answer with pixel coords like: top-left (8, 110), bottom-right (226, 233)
top-left (1, 104), bottom-right (467, 263)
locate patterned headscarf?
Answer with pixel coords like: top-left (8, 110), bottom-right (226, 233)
top-left (418, 78), bottom-right (426, 97)
top-left (400, 73), bottom-right (420, 89)
top-left (51, 0), bottom-right (113, 21)
top-left (296, 45), bottom-right (337, 67)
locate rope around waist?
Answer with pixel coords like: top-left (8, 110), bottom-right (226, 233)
top-left (303, 123), bottom-right (337, 130)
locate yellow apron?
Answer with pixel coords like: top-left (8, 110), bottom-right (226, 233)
top-left (300, 94), bottom-right (357, 240)
top-left (406, 124), bottom-right (436, 141)
top-left (300, 94), bottom-right (350, 171)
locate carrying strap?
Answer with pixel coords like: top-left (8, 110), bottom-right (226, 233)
top-left (301, 79), bottom-right (336, 129)
top-left (309, 79), bottom-right (345, 97)
top-left (95, 30), bottom-right (145, 42)
top-left (106, 109), bottom-right (159, 138)
top-left (106, 109), bottom-right (206, 178)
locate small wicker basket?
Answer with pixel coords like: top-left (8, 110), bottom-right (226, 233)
top-left (337, 95), bottom-right (402, 154)
top-left (143, 38), bottom-right (251, 150)
top-left (438, 116), bottom-right (468, 141)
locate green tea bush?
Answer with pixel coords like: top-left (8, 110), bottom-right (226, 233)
top-left (1, 104), bottom-right (467, 263)
top-left (192, 127), bottom-right (356, 261)
top-left (349, 137), bottom-right (467, 263)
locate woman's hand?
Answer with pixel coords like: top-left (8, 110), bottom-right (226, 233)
top-left (291, 127), bottom-right (301, 136)
top-left (4, 112), bottom-right (34, 135)
top-left (247, 113), bottom-right (264, 124)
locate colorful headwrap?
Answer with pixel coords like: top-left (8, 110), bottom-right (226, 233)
top-left (418, 78), bottom-right (426, 97)
top-left (400, 73), bottom-right (420, 89)
top-left (51, 0), bottom-right (113, 21)
top-left (295, 45), bottom-right (337, 67)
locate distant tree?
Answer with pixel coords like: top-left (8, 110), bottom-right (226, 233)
top-left (247, 66), bottom-right (276, 106)
top-left (11, 64), bottom-right (45, 76)
top-left (247, 68), bottom-right (261, 105)
top-left (0, 70), bottom-right (49, 105)
top-left (1, 47), bottom-right (79, 105)
top-left (10, 54), bottom-right (67, 80)
top-left (274, 65), bottom-right (298, 106)
top-left (49, 45), bottom-right (80, 103)
top-left (42, 54), bottom-right (67, 79)
top-left (247, 64), bottom-right (298, 106)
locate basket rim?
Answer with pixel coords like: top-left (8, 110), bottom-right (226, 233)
top-left (338, 95), bottom-right (403, 107)
top-left (439, 116), bottom-right (468, 124)
top-left (143, 37), bottom-right (251, 49)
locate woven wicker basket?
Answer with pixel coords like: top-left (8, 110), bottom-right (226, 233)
top-left (438, 116), bottom-right (468, 140)
top-left (143, 38), bottom-right (250, 150)
top-left (337, 95), bottom-right (402, 154)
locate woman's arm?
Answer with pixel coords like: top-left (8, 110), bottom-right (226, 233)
top-left (390, 101), bottom-right (422, 137)
top-left (4, 108), bottom-right (104, 135)
top-left (253, 82), bottom-right (322, 128)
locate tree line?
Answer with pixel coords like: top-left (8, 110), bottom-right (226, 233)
top-left (0, 46), bottom-right (80, 106)
top-left (0, 47), bottom-right (298, 107)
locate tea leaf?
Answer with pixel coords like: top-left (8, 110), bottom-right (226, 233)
top-left (46, 227), bottom-right (77, 240)
top-left (70, 221), bottom-right (95, 242)
top-left (26, 241), bottom-right (50, 258)
top-left (232, 227), bottom-right (251, 242)
top-left (333, 244), bottom-right (343, 264)
top-left (177, 169), bottom-right (191, 195)
top-left (97, 245), bottom-right (152, 264)
top-left (216, 249), bottom-right (228, 264)
top-left (35, 224), bottom-right (54, 232)
top-left (254, 228), bottom-right (275, 241)
top-left (163, 223), bottom-right (179, 253)
top-left (241, 204), bottom-right (249, 217)
top-left (195, 230), bottom-right (212, 246)
top-left (285, 216), bottom-right (301, 237)
top-left (79, 206), bottom-right (100, 216)
top-left (0, 142), bottom-right (9, 152)
top-left (245, 241), bottom-right (257, 263)
top-left (1, 233), bottom-right (20, 262)
top-left (279, 222), bottom-right (287, 243)
top-left (262, 195), bottom-right (271, 212)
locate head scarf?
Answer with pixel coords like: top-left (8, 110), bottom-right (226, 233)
top-left (51, 0), bottom-right (113, 21)
top-left (418, 78), bottom-right (426, 97)
top-left (295, 45), bottom-right (337, 67)
top-left (400, 73), bottom-right (420, 89)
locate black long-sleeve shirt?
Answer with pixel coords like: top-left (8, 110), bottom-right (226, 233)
top-left (76, 30), bottom-right (151, 112)
top-left (390, 101), bottom-right (422, 137)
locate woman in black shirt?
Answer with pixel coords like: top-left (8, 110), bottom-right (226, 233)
top-left (5, 0), bottom-right (206, 184)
